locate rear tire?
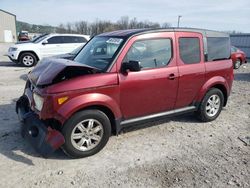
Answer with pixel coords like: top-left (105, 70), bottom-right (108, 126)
top-left (62, 110), bottom-right (111, 158)
top-left (20, 52), bottom-right (37, 67)
top-left (196, 88), bottom-right (224, 122)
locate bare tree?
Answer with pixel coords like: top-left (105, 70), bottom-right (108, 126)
top-left (56, 24), bottom-right (67, 33)
top-left (75, 21), bottom-right (89, 34)
top-left (117, 16), bottom-right (129, 29)
top-left (66, 22), bottom-right (73, 33)
top-left (162, 22), bottom-right (171, 28)
top-left (129, 17), bottom-right (138, 29)
top-left (56, 16), bottom-right (171, 35)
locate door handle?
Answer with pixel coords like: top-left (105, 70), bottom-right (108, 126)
top-left (168, 73), bottom-right (176, 80)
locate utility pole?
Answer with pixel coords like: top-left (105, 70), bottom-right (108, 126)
top-left (177, 15), bottom-right (182, 28)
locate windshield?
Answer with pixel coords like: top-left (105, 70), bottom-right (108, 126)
top-left (31, 34), bottom-right (48, 42)
top-left (33, 34), bottom-right (49, 43)
top-left (70, 44), bottom-right (84, 55)
top-left (74, 36), bottom-right (124, 71)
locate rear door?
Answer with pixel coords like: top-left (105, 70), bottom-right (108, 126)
top-left (62, 36), bottom-right (87, 54)
top-left (174, 32), bottom-right (205, 108)
top-left (118, 32), bottom-right (179, 119)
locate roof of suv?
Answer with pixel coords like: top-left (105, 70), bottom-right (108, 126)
top-left (48, 33), bottom-right (90, 38)
top-left (98, 28), bottom-right (229, 39)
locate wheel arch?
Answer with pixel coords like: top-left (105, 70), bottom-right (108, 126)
top-left (57, 93), bottom-right (122, 135)
top-left (18, 51), bottom-right (40, 62)
top-left (74, 105), bottom-right (117, 135)
top-left (210, 84), bottom-right (228, 106)
top-left (196, 77), bottom-right (229, 107)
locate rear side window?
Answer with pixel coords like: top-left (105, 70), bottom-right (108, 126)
top-left (64, 36), bottom-right (87, 43)
top-left (179, 37), bottom-right (201, 64)
top-left (47, 36), bottom-right (64, 44)
top-left (124, 38), bottom-right (172, 70)
top-left (207, 37), bottom-right (230, 61)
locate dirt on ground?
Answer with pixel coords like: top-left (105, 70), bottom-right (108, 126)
top-left (0, 53), bottom-right (249, 187)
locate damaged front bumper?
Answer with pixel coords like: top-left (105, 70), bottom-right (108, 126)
top-left (16, 96), bottom-right (65, 157)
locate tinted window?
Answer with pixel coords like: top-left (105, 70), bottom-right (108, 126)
top-left (74, 37), bottom-right (124, 70)
top-left (75, 36), bottom-right (87, 43)
top-left (47, 36), bottom-right (63, 44)
top-left (124, 39), bottom-right (172, 70)
top-left (179, 37), bottom-right (201, 64)
top-left (64, 36), bottom-right (87, 43)
top-left (207, 37), bottom-right (230, 61)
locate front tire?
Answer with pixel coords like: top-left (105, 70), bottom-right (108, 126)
top-left (197, 88), bottom-right (224, 122)
top-left (20, 52), bottom-right (37, 67)
top-left (62, 110), bottom-right (111, 158)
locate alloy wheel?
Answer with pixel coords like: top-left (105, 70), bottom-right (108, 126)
top-left (205, 94), bottom-right (221, 117)
top-left (22, 55), bottom-right (34, 66)
top-left (71, 119), bottom-right (104, 151)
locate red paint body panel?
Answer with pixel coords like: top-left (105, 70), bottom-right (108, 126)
top-left (45, 73), bottom-right (118, 94)
top-left (23, 29), bottom-right (234, 127)
top-left (56, 89), bottom-right (121, 123)
top-left (174, 32), bottom-right (206, 108)
top-left (204, 60), bottom-right (233, 95)
top-left (119, 66), bottom-right (179, 119)
top-left (117, 32), bottom-right (178, 119)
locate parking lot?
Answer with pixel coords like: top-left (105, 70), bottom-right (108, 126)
top-left (0, 44), bottom-right (249, 187)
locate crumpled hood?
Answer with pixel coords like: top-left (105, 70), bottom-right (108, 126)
top-left (28, 58), bottom-right (100, 87)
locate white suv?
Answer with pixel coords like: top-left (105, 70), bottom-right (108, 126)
top-left (7, 33), bottom-right (90, 67)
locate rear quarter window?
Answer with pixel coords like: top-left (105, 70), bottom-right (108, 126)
top-left (63, 36), bottom-right (87, 43)
top-left (207, 37), bottom-right (230, 61)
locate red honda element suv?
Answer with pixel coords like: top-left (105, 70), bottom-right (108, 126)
top-left (16, 28), bottom-right (234, 158)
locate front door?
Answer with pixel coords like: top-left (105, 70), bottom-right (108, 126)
top-left (119, 32), bottom-right (179, 119)
top-left (39, 36), bottom-right (64, 58)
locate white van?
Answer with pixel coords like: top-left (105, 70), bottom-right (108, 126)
top-left (7, 33), bottom-right (90, 67)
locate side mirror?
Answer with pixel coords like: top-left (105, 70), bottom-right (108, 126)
top-left (121, 60), bottom-right (141, 73)
top-left (42, 40), bottom-right (48, 45)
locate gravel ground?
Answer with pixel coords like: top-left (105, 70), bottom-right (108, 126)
top-left (0, 56), bottom-right (249, 187)
top-left (0, 43), bottom-right (13, 62)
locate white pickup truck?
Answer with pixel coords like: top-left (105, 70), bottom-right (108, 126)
top-left (7, 33), bottom-right (90, 67)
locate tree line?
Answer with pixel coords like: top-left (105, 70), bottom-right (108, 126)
top-left (17, 17), bottom-right (243, 36)
top-left (56, 16), bottom-right (171, 36)
top-left (17, 16), bottom-right (171, 36)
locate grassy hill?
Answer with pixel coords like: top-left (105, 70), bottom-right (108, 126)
top-left (16, 21), bottom-right (57, 33)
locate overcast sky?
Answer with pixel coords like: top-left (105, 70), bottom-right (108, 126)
top-left (1, 0), bottom-right (249, 32)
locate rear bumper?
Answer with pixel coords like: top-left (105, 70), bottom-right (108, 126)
top-left (16, 96), bottom-right (65, 157)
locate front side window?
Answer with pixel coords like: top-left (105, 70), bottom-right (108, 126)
top-left (74, 37), bottom-right (124, 71)
top-left (179, 37), bottom-right (201, 64)
top-left (124, 38), bottom-right (172, 70)
top-left (47, 36), bottom-right (63, 44)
